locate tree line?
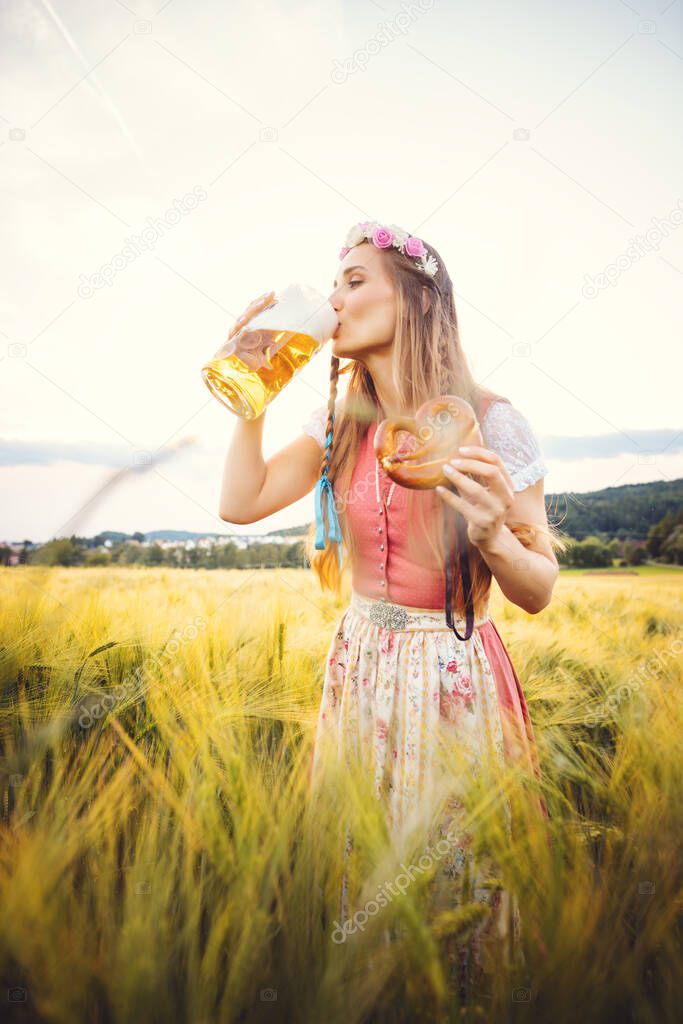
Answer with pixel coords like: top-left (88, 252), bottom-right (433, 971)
top-left (1, 503), bottom-right (681, 570)
top-left (0, 538), bottom-right (307, 570)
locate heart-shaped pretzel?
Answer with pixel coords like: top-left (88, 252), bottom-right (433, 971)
top-left (373, 395), bottom-right (483, 490)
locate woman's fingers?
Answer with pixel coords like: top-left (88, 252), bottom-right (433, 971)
top-left (443, 465), bottom-right (513, 510)
top-left (442, 454), bottom-right (514, 506)
top-left (435, 483), bottom-right (478, 519)
top-left (227, 291), bottom-right (277, 340)
top-left (450, 447), bottom-right (516, 493)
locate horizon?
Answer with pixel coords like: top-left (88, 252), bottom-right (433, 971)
top-left (3, 472), bottom-right (681, 547)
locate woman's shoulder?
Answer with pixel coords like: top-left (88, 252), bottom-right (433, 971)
top-left (480, 397), bottom-right (549, 492)
top-left (301, 397), bottom-right (345, 448)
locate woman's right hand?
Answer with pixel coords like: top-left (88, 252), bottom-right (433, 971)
top-left (226, 290), bottom-right (277, 342)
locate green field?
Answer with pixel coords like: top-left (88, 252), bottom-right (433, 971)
top-left (559, 563), bottom-right (683, 576)
top-left (1, 567), bottom-right (681, 1023)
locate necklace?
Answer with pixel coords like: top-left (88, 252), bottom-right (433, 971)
top-left (374, 416), bottom-right (396, 507)
top-left (374, 453), bottom-right (396, 507)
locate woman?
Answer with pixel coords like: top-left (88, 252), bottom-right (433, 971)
top-left (219, 220), bottom-right (564, 991)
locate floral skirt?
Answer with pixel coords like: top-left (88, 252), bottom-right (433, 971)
top-left (310, 589), bottom-right (547, 988)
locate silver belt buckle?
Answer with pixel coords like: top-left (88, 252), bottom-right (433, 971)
top-left (369, 601), bottom-right (409, 631)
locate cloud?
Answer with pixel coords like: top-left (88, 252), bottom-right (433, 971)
top-left (540, 429), bottom-right (682, 460)
top-left (1, 428), bottom-right (681, 468)
top-left (0, 438), bottom-right (131, 467)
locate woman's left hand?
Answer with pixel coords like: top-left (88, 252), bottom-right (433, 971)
top-left (436, 446), bottom-right (515, 549)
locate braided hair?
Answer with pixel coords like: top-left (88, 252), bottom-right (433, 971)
top-left (320, 355), bottom-right (340, 486)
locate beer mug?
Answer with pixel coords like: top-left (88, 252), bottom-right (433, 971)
top-left (201, 283), bottom-right (339, 419)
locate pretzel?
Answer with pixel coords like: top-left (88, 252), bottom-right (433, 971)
top-left (373, 394), bottom-right (484, 642)
top-left (373, 395), bottom-right (483, 490)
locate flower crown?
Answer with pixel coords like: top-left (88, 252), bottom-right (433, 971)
top-left (339, 221), bottom-right (439, 277)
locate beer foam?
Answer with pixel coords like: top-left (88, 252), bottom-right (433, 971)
top-left (250, 283), bottom-right (339, 344)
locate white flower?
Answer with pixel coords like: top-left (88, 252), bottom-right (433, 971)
top-left (420, 254), bottom-right (439, 276)
top-left (345, 224), bottom-right (366, 247)
top-left (387, 224), bottom-right (409, 247)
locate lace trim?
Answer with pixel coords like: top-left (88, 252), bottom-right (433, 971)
top-left (507, 456), bottom-right (548, 491)
top-left (481, 400), bottom-right (548, 492)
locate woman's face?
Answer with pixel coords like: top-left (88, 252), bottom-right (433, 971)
top-left (328, 243), bottom-right (397, 360)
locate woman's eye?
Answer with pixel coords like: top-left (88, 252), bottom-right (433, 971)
top-left (349, 280), bottom-right (362, 288)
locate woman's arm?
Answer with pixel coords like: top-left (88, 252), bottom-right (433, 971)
top-left (218, 414), bottom-right (267, 523)
top-left (437, 447), bottom-right (558, 615)
top-left (219, 416), bottom-right (323, 524)
top-left (472, 477), bottom-right (558, 614)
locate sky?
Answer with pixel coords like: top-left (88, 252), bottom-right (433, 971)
top-left (1, 0), bottom-right (682, 543)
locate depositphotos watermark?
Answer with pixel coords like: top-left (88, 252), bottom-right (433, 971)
top-left (331, 827), bottom-right (461, 943)
top-left (585, 631), bottom-right (683, 727)
top-left (581, 197), bottom-right (683, 299)
top-left (77, 616), bottom-right (206, 729)
top-left (77, 186), bottom-right (207, 298)
top-left (331, 0), bottom-right (435, 84)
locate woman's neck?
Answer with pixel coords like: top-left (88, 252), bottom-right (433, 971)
top-left (372, 376), bottom-right (405, 419)
top-left (363, 350), bottom-right (404, 418)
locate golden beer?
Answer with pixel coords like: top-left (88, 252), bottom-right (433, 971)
top-left (201, 284), bottom-right (338, 420)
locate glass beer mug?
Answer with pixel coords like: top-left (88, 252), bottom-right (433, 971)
top-left (201, 283), bottom-right (339, 419)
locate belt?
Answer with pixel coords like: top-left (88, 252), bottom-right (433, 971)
top-left (350, 589), bottom-right (490, 634)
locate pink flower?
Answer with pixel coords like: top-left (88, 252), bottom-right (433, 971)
top-left (376, 718), bottom-right (389, 741)
top-left (446, 659), bottom-right (458, 673)
top-left (328, 656), bottom-right (336, 668)
top-left (372, 227), bottom-right (394, 248)
top-left (405, 236), bottom-right (426, 258)
top-left (453, 673), bottom-right (474, 700)
top-left (379, 630), bottom-right (396, 655)
top-left (339, 246), bottom-right (350, 260)
top-left (392, 749), bottom-right (397, 759)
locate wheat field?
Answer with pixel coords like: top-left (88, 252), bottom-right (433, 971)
top-left (1, 566), bottom-right (681, 1023)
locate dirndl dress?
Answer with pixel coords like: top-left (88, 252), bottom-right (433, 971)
top-left (303, 391), bottom-right (551, 992)
top-left (310, 588), bottom-right (547, 990)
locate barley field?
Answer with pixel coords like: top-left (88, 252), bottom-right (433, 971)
top-left (1, 566), bottom-right (681, 1023)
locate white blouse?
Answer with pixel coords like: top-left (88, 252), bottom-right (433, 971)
top-left (302, 398), bottom-right (548, 492)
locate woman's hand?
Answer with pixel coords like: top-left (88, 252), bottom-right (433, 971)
top-left (436, 445), bottom-right (515, 549)
top-left (226, 290), bottom-right (277, 342)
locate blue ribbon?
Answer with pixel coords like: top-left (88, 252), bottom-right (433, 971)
top-left (313, 418), bottom-right (343, 568)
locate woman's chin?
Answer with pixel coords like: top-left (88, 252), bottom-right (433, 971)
top-left (331, 339), bottom-right (349, 359)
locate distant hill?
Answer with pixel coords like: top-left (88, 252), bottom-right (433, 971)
top-left (144, 526), bottom-right (310, 541)
top-left (145, 530), bottom-right (230, 541)
top-left (545, 478), bottom-right (683, 540)
top-left (269, 524), bottom-right (311, 537)
top-left (95, 525), bottom-right (311, 543)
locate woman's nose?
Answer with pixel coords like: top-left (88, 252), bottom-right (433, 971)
top-left (329, 283), bottom-right (347, 307)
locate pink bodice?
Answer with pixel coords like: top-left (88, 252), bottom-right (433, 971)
top-left (342, 421), bottom-right (444, 607)
top-left (338, 396), bottom-right (508, 610)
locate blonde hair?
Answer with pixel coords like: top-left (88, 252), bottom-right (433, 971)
top-left (305, 239), bottom-right (567, 612)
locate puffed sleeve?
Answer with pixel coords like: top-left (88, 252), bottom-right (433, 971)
top-left (301, 400), bottom-right (343, 448)
top-left (481, 401), bottom-right (549, 492)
